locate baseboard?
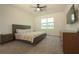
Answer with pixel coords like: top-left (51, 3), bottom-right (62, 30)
top-left (47, 34), bottom-right (60, 37)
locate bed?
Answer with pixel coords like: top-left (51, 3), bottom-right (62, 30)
top-left (12, 24), bottom-right (47, 46)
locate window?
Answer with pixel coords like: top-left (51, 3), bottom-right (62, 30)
top-left (41, 17), bottom-right (54, 29)
top-left (71, 13), bottom-right (75, 22)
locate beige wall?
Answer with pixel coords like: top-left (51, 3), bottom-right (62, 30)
top-left (1, 4), bottom-right (79, 36)
top-left (0, 5), bottom-right (35, 34)
top-left (34, 12), bottom-right (65, 36)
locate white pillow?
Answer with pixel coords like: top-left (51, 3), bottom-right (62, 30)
top-left (16, 29), bottom-right (32, 33)
top-left (16, 29), bottom-right (26, 33)
top-left (25, 29), bottom-right (32, 32)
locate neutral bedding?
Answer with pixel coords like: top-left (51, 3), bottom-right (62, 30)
top-left (15, 31), bottom-right (45, 43)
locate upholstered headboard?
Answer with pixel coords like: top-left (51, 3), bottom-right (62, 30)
top-left (12, 24), bottom-right (31, 39)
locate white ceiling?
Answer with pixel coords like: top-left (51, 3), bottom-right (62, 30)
top-left (13, 4), bottom-right (66, 16)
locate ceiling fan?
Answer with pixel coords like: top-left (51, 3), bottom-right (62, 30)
top-left (33, 4), bottom-right (47, 12)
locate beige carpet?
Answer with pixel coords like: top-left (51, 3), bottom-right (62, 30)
top-left (0, 35), bottom-right (63, 54)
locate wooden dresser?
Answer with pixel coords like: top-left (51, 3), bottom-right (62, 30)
top-left (63, 32), bottom-right (79, 54)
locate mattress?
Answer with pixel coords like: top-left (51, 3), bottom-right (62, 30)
top-left (15, 31), bottom-right (45, 43)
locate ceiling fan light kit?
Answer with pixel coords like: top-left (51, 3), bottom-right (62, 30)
top-left (36, 8), bottom-right (41, 11)
top-left (33, 4), bottom-right (47, 12)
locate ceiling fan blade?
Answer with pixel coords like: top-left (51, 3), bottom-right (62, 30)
top-left (40, 5), bottom-right (47, 8)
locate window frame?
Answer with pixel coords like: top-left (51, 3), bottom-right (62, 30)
top-left (41, 17), bottom-right (54, 29)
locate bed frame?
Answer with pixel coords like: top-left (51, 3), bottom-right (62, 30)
top-left (12, 24), bottom-right (47, 46)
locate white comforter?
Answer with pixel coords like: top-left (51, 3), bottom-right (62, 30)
top-left (15, 31), bottom-right (45, 43)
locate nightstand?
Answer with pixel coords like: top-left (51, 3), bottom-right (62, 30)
top-left (0, 34), bottom-right (13, 44)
